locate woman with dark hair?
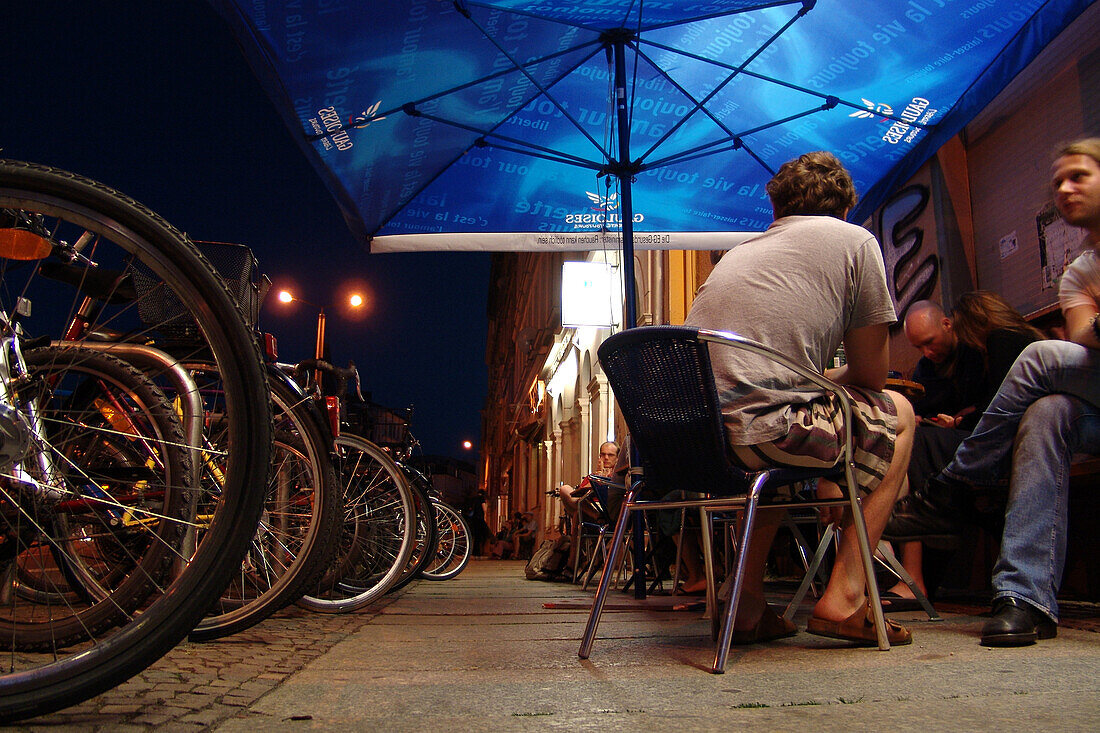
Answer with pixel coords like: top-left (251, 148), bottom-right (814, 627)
top-left (952, 291), bottom-right (1046, 414)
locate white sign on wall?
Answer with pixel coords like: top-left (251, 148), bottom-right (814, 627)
top-left (561, 261), bottom-right (621, 327)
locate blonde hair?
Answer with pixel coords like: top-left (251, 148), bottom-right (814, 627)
top-left (1054, 138), bottom-right (1100, 167)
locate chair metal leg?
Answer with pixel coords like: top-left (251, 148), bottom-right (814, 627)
top-left (783, 522), bottom-right (838, 621)
top-left (875, 541), bottom-right (941, 620)
top-left (581, 526), bottom-right (610, 591)
top-left (579, 493), bottom-right (635, 660)
top-left (784, 520), bottom-right (941, 624)
top-left (671, 507), bottom-right (686, 592)
top-left (701, 506), bottom-right (718, 633)
top-left (782, 512), bottom-right (829, 591)
top-left (844, 486), bottom-right (890, 650)
top-left (712, 479), bottom-right (766, 674)
top-left (570, 514), bottom-right (586, 584)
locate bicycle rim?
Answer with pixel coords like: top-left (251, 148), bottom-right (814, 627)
top-left (384, 465), bottom-right (437, 593)
top-left (419, 501), bottom-right (472, 581)
top-left (189, 374), bottom-right (339, 641)
top-left (297, 433), bottom-right (414, 613)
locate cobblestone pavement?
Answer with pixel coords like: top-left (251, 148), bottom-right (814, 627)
top-left (10, 600), bottom-right (394, 732)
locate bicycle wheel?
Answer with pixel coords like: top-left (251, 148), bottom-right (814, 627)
top-left (189, 373), bottom-right (339, 641)
top-left (384, 464), bottom-right (437, 593)
top-left (297, 433), bottom-right (415, 613)
top-left (420, 500), bottom-right (472, 581)
top-left (2, 346), bottom-right (190, 648)
top-left (0, 159), bottom-right (271, 722)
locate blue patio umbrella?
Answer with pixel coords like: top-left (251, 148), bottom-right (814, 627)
top-left (211, 0), bottom-right (1089, 325)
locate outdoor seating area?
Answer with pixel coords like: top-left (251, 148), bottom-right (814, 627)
top-left (6, 0), bottom-right (1100, 725)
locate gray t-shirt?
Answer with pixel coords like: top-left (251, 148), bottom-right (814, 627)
top-left (683, 215), bottom-right (896, 444)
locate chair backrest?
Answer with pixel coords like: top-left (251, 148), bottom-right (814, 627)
top-left (597, 326), bottom-right (747, 498)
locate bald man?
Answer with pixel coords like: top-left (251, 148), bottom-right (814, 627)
top-left (904, 300), bottom-right (986, 431)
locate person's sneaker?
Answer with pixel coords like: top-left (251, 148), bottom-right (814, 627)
top-left (883, 475), bottom-right (967, 543)
top-left (980, 597), bottom-right (1057, 647)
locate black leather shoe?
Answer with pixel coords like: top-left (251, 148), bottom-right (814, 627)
top-left (980, 597), bottom-right (1057, 647)
top-left (883, 476), bottom-right (966, 545)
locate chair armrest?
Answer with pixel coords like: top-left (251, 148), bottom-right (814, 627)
top-left (695, 328), bottom-right (856, 486)
top-left (695, 328), bottom-right (854, 414)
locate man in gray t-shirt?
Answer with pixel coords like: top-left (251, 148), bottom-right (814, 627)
top-left (683, 151), bottom-right (915, 646)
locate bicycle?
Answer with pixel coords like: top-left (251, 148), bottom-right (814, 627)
top-left (296, 431), bottom-right (416, 612)
top-left (0, 160), bottom-right (272, 721)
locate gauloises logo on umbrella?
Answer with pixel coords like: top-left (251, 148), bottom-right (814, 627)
top-left (307, 101), bottom-right (386, 153)
top-left (564, 191), bottom-right (644, 230)
top-left (850, 98), bottom-right (895, 121)
top-left (854, 96), bottom-right (940, 146)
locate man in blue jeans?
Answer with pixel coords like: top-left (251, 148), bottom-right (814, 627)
top-left (888, 137), bottom-right (1100, 646)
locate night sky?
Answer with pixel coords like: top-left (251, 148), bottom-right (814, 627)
top-left (2, 1), bottom-right (490, 461)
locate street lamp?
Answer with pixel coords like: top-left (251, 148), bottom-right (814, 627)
top-left (277, 289), bottom-right (362, 386)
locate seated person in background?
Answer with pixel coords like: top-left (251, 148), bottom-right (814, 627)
top-left (559, 441), bottom-right (619, 524)
top-left (513, 511), bottom-right (538, 560)
top-left (885, 294), bottom-right (1043, 604)
top-left (490, 524), bottom-right (513, 560)
top-left (684, 151), bottom-right (915, 645)
top-left (558, 441), bottom-right (619, 571)
top-left (890, 137), bottom-right (1100, 646)
top-left (905, 299), bottom-right (985, 430)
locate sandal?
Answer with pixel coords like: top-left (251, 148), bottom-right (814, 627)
top-left (806, 603), bottom-right (912, 646)
top-left (731, 605), bottom-right (798, 645)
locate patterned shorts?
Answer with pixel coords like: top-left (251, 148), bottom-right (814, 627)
top-left (728, 386), bottom-right (898, 495)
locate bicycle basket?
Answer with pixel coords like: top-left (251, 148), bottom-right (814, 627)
top-left (131, 240), bottom-right (268, 342)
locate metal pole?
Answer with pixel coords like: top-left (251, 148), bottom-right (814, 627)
top-left (612, 35), bottom-right (637, 330)
top-left (314, 308), bottom-right (326, 387)
top-left (612, 33), bottom-right (647, 599)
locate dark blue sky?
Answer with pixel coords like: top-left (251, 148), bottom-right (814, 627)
top-left (3, 1), bottom-right (490, 460)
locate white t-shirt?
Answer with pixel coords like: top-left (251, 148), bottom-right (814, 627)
top-left (684, 215), bottom-right (896, 443)
top-left (1059, 246), bottom-right (1100, 313)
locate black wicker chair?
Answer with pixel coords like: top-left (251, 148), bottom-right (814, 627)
top-left (578, 325), bottom-right (892, 673)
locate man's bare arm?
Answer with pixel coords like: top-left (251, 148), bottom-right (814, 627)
top-left (825, 322), bottom-right (889, 391)
top-left (1064, 304), bottom-right (1100, 348)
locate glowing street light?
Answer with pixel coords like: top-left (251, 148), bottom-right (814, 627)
top-left (277, 289), bottom-right (363, 386)
top-left (462, 440), bottom-right (473, 451)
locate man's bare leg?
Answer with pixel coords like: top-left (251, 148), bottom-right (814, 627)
top-left (813, 389), bottom-right (915, 622)
top-left (730, 510), bottom-right (784, 629)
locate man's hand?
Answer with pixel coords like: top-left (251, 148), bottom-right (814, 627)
top-left (926, 413), bottom-right (957, 428)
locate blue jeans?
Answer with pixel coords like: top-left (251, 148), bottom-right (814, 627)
top-left (990, 395), bottom-right (1100, 621)
top-left (943, 340), bottom-right (1100, 486)
top-left (941, 340), bottom-right (1100, 621)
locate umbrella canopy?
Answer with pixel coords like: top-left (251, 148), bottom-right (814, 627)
top-left (211, 0), bottom-right (1087, 260)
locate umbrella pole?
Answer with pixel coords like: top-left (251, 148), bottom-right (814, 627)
top-left (611, 32), bottom-right (647, 600)
top-left (612, 35), bottom-right (638, 332)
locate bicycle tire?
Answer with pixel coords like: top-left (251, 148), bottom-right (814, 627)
top-left (297, 433), bottom-right (415, 613)
top-left (189, 374), bottom-right (339, 641)
top-left (383, 464), bottom-right (437, 593)
top-left (0, 159), bottom-right (271, 722)
top-left (419, 500), bottom-right (472, 581)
